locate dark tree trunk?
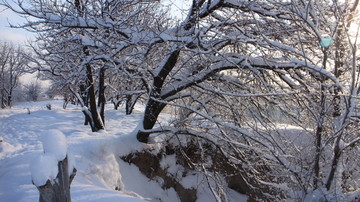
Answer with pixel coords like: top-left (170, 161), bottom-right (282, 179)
top-left (1, 95), bottom-right (5, 108)
top-left (125, 95), bottom-right (132, 115)
top-left (63, 95), bottom-right (69, 109)
top-left (114, 102), bottom-right (119, 110)
top-left (85, 64), bottom-right (104, 132)
top-left (142, 99), bottom-right (167, 130)
top-left (79, 84), bottom-right (90, 125)
top-left (98, 67), bottom-right (106, 125)
top-left (313, 85), bottom-right (327, 190)
top-left (136, 50), bottom-right (180, 143)
top-left (112, 95), bottom-right (122, 110)
top-left (7, 94), bottom-right (12, 108)
top-left (325, 144), bottom-right (341, 190)
top-left (136, 97), bottom-right (167, 143)
top-left (313, 123), bottom-right (322, 189)
top-left (1, 68), bottom-right (6, 109)
top-left (313, 51), bottom-right (328, 190)
top-left (125, 94), bottom-right (142, 115)
top-left (1, 87), bottom-right (6, 108)
top-left (35, 156), bottom-right (76, 202)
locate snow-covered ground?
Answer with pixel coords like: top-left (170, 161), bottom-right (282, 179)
top-left (0, 100), bottom-right (247, 202)
top-left (0, 100), bottom-right (143, 201)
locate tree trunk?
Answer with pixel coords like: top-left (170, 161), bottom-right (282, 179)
top-left (325, 143), bottom-right (341, 190)
top-left (313, 51), bottom-right (328, 190)
top-left (1, 86), bottom-right (5, 109)
top-left (125, 94), bottom-right (142, 115)
top-left (136, 98), bottom-right (167, 143)
top-left (313, 123), bottom-right (323, 189)
top-left (112, 95), bottom-right (122, 110)
top-left (125, 95), bottom-right (132, 115)
top-left (7, 94), bottom-right (12, 108)
top-left (98, 67), bottom-right (106, 125)
top-left (63, 95), bottom-right (69, 109)
top-left (35, 156), bottom-right (76, 202)
top-left (136, 49), bottom-right (180, 143)
top-left (85, 64), bottom-right (104, 132)
top-left (79, 84), bottom-right (90, 125)
top-left (1, 67), bottom-right (5, 109)
top-left (1, 94), bottom-right (5, 108)
top-left (113, 100), bottom-right (120, 110)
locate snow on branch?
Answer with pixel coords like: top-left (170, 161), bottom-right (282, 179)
top-left (289, 58), bottom-right (340, 87)
top-left (148, 97), bottom-right (275, 154)
top-left (222, 0), bottom-right (292, 19)
top-left (161, 55), bottom-right (338, 99)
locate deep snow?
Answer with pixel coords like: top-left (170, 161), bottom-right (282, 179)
top-left (0, 100), bottom-right (247, 202)
top-left (0, 100), bottom-right (147, 201)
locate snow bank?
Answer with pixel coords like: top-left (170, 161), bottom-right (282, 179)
top-left (31, 130), bottom-right (68, 186)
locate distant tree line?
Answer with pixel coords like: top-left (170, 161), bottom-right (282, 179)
top-left (0, 41), bottom-right (46, 107)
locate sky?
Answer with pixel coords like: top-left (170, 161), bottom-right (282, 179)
top-left (0, 1), bottom-right (34, 43)
top-left (0, 0), bottom-right (191, 43)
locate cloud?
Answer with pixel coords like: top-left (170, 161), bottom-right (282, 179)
top-left (0, 4), bottom-right (33, 42)
top-left (0, 29), bottom-right (33, 42)
top-left (0, 5), bottom-right (25, 24)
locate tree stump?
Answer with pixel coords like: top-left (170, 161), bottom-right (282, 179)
top-left (35, 156), bottom-right (77, 202)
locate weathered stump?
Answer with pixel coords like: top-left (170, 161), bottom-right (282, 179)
top-left (35, 156), bottom-right (77, 202)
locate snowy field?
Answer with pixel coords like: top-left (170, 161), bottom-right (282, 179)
top-left (0, 100), bottom-right (146, 201)
top-left (0, 100), bottom-right (247, 202)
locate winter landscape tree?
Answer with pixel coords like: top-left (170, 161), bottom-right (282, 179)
top-left (1, 0), bottom-right (359, 201)
top-left (0, 41), bottom-right (28, 108)
top-left (8, 0), bottom-right (167, 131)
top-left (24, 81), bottom-right (41, 102)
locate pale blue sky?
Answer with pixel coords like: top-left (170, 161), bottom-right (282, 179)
top-left (0, 0), bottom-right (191, 43)
top-left (0, 1), bottom-right (34, 43)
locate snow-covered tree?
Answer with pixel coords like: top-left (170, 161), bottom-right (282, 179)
top-left (3, 0), bottom-right (167, 131)
top-left (2, 0), bottom-right (359, 200)
top-left (0, 41), bottom-right (28, 108)
top-left (129, 0), bottom-right (359, 200)
top-left (24, 81), bottom-right (41, 101)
